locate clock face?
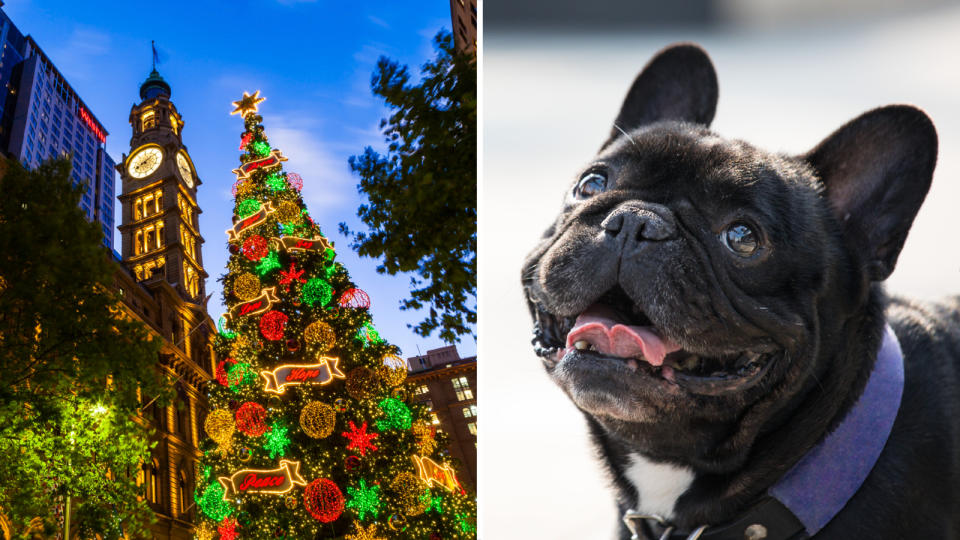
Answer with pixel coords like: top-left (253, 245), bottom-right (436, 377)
top-left (128, 147), bottom-right (163, 179)
top-left (177, 152), bottom-right (195, 188)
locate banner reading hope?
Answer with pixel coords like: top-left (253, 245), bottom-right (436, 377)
top-left (260, 357), bottom-right (346, 394)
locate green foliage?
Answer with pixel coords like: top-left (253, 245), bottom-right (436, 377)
top-left (0, 158), bottom-right (165, 537)
top-left (342, 30), bottom-right (476, 343)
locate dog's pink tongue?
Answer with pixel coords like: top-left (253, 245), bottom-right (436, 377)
top-left (565, 304), bottom-right (680, 366)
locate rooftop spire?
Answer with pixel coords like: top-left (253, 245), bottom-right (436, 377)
top-left (139, 41), bottom-right (170, 100)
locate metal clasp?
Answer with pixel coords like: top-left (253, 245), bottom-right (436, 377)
top-left (621, 510), bottom-right (709, 540)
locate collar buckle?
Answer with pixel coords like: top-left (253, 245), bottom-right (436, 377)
top-left (622, 510), bottom-right (708, 540)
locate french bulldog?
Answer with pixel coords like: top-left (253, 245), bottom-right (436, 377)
top-left (522, 43), bottom-right (960, 539)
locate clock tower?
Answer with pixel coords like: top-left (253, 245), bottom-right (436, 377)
top-left (117, 67), bottom-right (206, 302)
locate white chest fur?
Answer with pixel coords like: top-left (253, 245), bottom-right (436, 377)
top-left (624, 453), bottom-right (695, 519)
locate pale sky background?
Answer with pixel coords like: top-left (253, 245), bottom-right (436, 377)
top-left (4, 0), bottom-right (476, 360)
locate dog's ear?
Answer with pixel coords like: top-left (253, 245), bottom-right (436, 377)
top-left (805, 105), bottom-right (938, 281)
top-left (602, 43), bottom-right (718, 149)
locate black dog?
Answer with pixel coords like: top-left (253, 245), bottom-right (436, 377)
top-left (522, 43), bottom-right (960, 539)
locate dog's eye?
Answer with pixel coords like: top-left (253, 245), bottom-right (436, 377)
top-left (722, 222), bottom-right (760, 256)
top-left (574, 172), bottom-right (607, 199)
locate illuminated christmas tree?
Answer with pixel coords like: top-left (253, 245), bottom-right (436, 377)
top-left (194, 91), bottom-right (477, 540)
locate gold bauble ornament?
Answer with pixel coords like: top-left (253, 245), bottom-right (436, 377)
top-left (300, 401), bottom-right (336, 439)
top-left (377, 353), bottom-right (407, 387)
top-left (390, 471), bottom-right (426, 512)
top-left (303, 321), bottom-right (336, 352)
top-left (234, 272), bottom-right (261, 300)
top-left (345, 367), bottom-right (377, 400)
top-left (276, 201), bottom-right (302, 224)
top-left (204, 409), bottom-right (235, 444)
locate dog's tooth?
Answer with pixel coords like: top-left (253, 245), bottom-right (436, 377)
top-left (681, 355), bottom-right (701, 372)
top-left (574, 340), bottom-right (589, 350)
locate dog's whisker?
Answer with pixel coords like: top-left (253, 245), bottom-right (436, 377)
top-left (614, 122), bottom-right (642, 154)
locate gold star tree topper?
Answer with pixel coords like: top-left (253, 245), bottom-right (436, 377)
top-left (231, 90), bottom-right (266, 117)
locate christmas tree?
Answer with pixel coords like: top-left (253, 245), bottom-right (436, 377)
top-left (193, 91), bottom-right (477, 540)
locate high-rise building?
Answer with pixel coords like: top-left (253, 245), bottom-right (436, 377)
top-left (407, 346), bottom-right (478, 489)
top-left (112, 66), bottom-right (215, 539)
top-left (449, 0), bottom-right (478, 54)
top-left (0, 7), bottom-right (117, 248)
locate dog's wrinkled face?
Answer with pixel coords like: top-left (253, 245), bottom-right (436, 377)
top-left (523, 43), bottom-right (936, 459)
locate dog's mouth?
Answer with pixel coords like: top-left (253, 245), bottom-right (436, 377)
top-left (533, 286), bottom-right (776, 396)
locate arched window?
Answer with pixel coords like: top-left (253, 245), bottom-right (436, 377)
top-left (135, 230), bottom-right (144, 255)
top-left (178, 466), bottom-right (191, 520)
top-left (149, 459), bottom-right (160, 504)
top-left (176, 386), bottom-right (190, 442)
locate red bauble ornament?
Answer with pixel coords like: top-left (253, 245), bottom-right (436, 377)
top-left (229, 243), bottom-right (240, 254)
top-left (338, 288), bottom-right (370, 309)
top-left (242, 235), bottom-right (269, 261)
top-left (286, 338), bottom-right (300, 352)
top-left (235, 402), bottom-right (269, 436)
top-left (303, 478), bottom-right (345, 523)
top-left (228, 400), bottom-right (240, 411)
top-left (345, 455), bottom-right (361, 471)
top-left (260, 310), bottom-right (288, 341)
top-left (215, 358), bottom-right (237, 386)
top-left (287, 173), bottom-right (303, 192)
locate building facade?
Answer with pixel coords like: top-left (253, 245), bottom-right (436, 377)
top-left (407, 346), bottom-right (477, 490)
top-left (112, 68), bottom-right (214, 540)
top-left (448, 0), bottom-right (478, 54)
top-left (0, 7), bottom-right (117, 248)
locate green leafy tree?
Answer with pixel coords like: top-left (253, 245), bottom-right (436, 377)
top-left (194, 95), bottom-right (475, 539)
top-left (342, 30), bottom-right (477, 343)
top-left (0, 158), bottom-right (166, 538)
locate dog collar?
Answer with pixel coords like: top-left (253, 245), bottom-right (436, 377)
top-left (624, 324), bottom-right (905, 540)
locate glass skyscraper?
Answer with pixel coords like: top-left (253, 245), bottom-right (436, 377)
top-left (0, 7), bottom-right (117, 249)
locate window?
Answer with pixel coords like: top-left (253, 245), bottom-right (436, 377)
top-left (148, 459), bottom-right (160, 504)
top-left (467, 422), bottom-right (477, 436)
top-left (415, 384), bottom-right (429, 396)
top-left (141, 109), bottom-right (157, 130)
top-left (462, 405), bottom-right (477, 418)
top-left (430, 412), bottom-right (440, 425)
top-left (178, 468), bottom-right (191, 518)
top-left (184, 263), bottom-right (199, 298)
top-left (452, 376), bottom-right (473, 401)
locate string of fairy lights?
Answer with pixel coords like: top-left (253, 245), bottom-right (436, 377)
top-left (192, 91), bottom-right (476, 539)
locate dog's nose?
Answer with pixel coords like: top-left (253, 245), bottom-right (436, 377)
top-left (601, 202), bottom-right (677, 243)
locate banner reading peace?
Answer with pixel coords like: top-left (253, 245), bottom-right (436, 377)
top-left (260, 357), bottom-right (346, 394)
top-left (218, 460), bottom-right (306, 499)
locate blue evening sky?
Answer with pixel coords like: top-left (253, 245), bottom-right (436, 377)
top-left (5, 0), bottom-right (475, 359)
